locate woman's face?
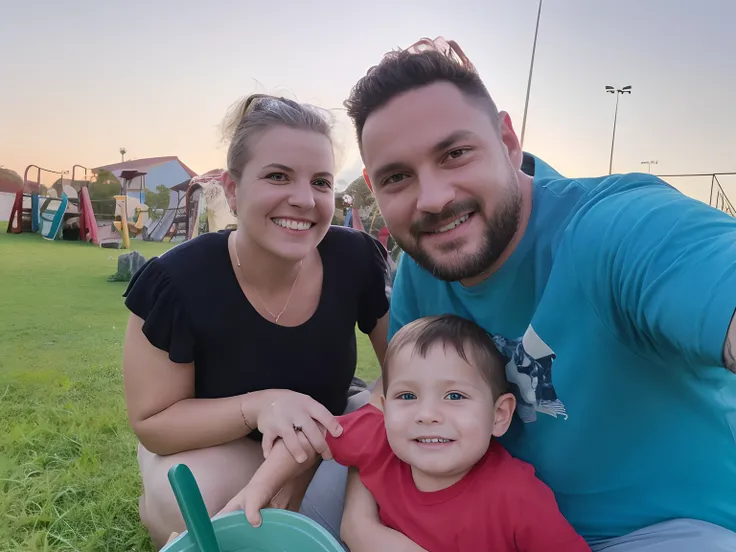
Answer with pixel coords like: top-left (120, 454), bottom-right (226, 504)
top-left (224, 126), bottom-right (336, 261)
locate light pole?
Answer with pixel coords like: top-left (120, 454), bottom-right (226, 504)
top-left (640, 160), bottom-right (658, 173)
top-left (120, 147), bottom-right (127, 163)
top-left (606, 85), bottom-right (632, 175)
top-left (520, 0), bottom-right (543, 149)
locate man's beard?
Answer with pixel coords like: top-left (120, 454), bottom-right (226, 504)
top-left (395, 182), bottom-right (522, 282)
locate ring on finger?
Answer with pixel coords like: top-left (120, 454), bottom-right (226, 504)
top-left (292, 424), bottom-right (303, 432)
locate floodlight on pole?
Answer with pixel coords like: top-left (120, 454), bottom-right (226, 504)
top-left (520, 0), bottom-right (544, 149)
top-left (606, 85), bottom-right (632, 175)
top-left (641, 160), bottom-right (658, 173)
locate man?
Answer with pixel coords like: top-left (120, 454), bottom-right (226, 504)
top-left (335, 48), bottom-right (736, 551)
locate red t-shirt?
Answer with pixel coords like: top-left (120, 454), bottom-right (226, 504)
top-left (327, 404), bottom-right (590, 552)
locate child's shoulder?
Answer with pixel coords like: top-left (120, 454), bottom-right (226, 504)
top-left (327, 404), bottom-right (390, 469)
top-left (337, 403), bottom-right (384, 430)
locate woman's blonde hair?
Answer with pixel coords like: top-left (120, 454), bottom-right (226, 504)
top-left (222, 94), bottom-right (335, 181)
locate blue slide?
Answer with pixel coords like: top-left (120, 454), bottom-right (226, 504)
top-left (38, 193), bottom-right (68, 240)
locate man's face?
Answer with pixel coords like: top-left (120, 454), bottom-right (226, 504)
top-left (361, 82), bottom-right (522, 282)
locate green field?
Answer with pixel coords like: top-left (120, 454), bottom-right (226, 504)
top-left (0, 229), bottom-right (381, 551)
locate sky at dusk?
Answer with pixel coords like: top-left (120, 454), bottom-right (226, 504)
top-left (1, 0), bottom-right (734, 202)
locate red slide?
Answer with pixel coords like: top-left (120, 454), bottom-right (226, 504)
top-left (79, 186), bottom-right (99, 245)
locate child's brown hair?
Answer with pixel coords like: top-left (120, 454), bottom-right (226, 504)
top-left (383, 314), bottom-right (509, 399)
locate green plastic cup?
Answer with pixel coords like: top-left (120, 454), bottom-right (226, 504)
top-left (161, 509), bottom-right (346, 552)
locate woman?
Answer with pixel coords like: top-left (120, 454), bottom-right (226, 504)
top-left (122, 94), bottom-right (389, 549)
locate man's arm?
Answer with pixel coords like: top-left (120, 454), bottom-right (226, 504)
top-left (341, 468), bottom-right (428, 552)
top-left (570, 176), bottom-right (736, 373)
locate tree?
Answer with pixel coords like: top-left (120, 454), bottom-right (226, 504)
top-left (145, 185), bottom-right (173, 219)
top-left (342, 173), bottom-right (402, 260)
top-left (0, 167), bottom-right (23, 192)
top-left (344, 174), bottom-right (373, 209)
top-left (89, 169), bottom-right (121, 201)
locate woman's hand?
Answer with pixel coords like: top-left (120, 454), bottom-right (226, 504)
top-left (254, 390), bottom-right (343, 463)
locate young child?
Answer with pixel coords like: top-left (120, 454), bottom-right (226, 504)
top-left (225, 314), bottom-right (589, 551)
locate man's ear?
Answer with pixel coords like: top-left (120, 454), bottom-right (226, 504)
top-left (498, 111), bottom-right (523, 172)
top-left (362, 168), bottom-right (373, 193)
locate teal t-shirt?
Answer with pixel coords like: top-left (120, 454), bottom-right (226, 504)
top-left (387, 155), bottom-right (736, 543)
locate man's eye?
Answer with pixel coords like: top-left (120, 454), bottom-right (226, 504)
top-left (384, 174), bottom-right (407, 185)
top-left (446, 148), bottom-right (469, 160)
top-left (445, 392), bottom-right (465, 401)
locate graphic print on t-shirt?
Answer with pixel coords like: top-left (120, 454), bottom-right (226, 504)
top-left (493, 326), bottom-right (567, 423)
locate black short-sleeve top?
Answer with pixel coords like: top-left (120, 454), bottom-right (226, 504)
top-left (123, 226), bottom-right (390, 416)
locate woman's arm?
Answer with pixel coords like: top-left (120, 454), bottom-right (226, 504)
top-left (366, 314), bottom-right (389, 408)
top-left (124, 314), bottom-right (342, 458)
top-left (123, 314), bottom-right (266, 455)
top-left (368, 313), bottom-right (389, 366)
top-left (341, 469), bottom-right (428, 552)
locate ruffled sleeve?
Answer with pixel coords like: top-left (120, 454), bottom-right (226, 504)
top-left (122, 259), bottom-right (195, 364)
top-left (357, 232), bottom-right (391, 334)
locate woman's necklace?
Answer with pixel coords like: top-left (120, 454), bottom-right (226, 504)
top-left (233, 245), bottom-right (303, 323)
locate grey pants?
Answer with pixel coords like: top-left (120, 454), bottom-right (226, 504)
top-left (300, 393), bottom-right (736, 550)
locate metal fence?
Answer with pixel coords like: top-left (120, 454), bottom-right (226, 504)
top-left (657, 172), bottom-right (736, 217)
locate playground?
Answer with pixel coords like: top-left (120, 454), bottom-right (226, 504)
top-left (0, 230), bottom-right (381, 550)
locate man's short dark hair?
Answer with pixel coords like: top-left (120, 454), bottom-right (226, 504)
top-left (383, 314), bottom-right (509, 399)
top-left (344, 49), bottom-right (499, 148)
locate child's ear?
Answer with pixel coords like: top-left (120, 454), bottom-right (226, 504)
top-left (491, 393), bottom-right (516, 438)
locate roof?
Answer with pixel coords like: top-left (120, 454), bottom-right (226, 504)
top-left (171, 179), bottom-right (192, 192)
top-left (94, 156), bottom-right (198, 178)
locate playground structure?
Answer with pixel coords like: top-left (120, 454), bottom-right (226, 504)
top-left (6, 164), bottom-right (99, 244)
top-left (4, 163), bottom-right (187, 249)
top-left (146, 180), bottom-right (189, 243)
top-left (185, 169), bottom-right (237, 240)
top-left (103, 169), bottom-right (188, 249)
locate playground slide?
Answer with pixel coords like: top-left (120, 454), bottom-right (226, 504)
top-left (39, 194), bottom-right (68, 240)
top-left (147, 189), bottom-right (179, 242)
top-left (31, 193), bottom-right (39, 232)
top-left (79, 186), bottom-right (99, 245)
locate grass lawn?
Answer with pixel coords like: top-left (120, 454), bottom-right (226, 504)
top-left (0, 229), bottom-right (381, 551)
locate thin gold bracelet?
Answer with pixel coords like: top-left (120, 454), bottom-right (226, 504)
top-left (239, 400), bottom-right (255, 432)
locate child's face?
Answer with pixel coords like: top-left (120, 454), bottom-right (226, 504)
top-left (382, 343), bottom-right (511, 492)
